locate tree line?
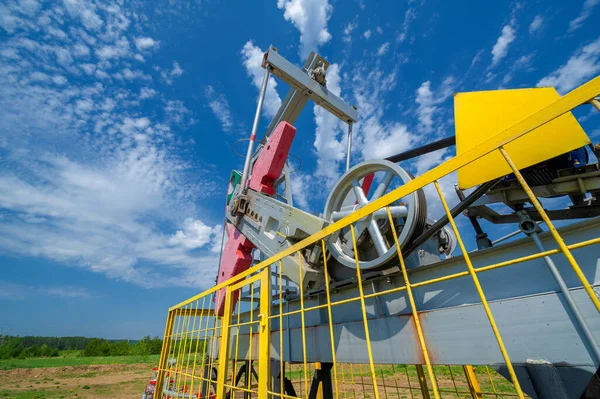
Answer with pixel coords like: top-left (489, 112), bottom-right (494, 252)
top-left (0, 335), bottom-right (163, 359)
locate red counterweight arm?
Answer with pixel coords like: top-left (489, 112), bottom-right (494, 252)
top-left (214, 121), bottom-right (296, 316)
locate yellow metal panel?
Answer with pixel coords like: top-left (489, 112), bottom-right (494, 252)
top-left (258, 268), bottom-right (271, 398)
top-left (455, 87), bottom-right (590, 189)
top-left (216, 288), bottom-right (233, 399)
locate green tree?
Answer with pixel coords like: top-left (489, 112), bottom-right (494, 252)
top-left (1, 337), bottom-right (24, 359)
top-left (149, 337), bottom-right (163, 355)
top-left (83, 338), bottom-right (109, 357)
top-left (109, 341), bottom-right (131, 356)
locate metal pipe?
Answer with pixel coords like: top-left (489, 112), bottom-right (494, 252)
top-left (491, 222), bottom-right (542, 245)
top-left (589, 98), bottom-right (600, 112)
top-left (346, 122), bottom-right (353, 171)
top-left (530, 231), bottom-right (600, 364)
top-left (386, 136), bottom-right (455, 164)
top-left (240, 67), bottom-right (271, 191)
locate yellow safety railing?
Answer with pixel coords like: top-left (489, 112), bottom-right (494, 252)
top-left (155, 76), bottom-right (600, 399)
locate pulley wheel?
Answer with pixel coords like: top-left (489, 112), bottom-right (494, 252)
top-left (323, 160), bottom-right (427, 271)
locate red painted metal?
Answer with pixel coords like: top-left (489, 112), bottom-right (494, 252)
top-left (215, 121), bottom-right (296, 316)
top-left (215, 225), bottom-right (255, 316)
top-left (247, 121), bottom-right (296, 196)
top-left (361, 173), bottom-right (375, 196)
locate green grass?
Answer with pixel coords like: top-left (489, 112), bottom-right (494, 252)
top-left (57, 350), bottom-right (82, 358)
top-left (283, 364), bottom-right (520, 395)
top-left (0, 354), bottom-right (160, 370)
top-left (0, 388), bottom-right (71, 399)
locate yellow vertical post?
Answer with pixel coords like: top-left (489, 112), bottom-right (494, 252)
top-left (278, 260), bottom-right (285, 397)
top-left (156, 310), bottom-right (175, 398)
top-left (258, 267), bottom-right (271, 398)
top-left (387, 208), bottom-right (440, 399)
top-left (322, 240), bottom-right (340, 399)
top-left (415, 365), bottom-right (431, 399)
top-left (499, 146), bottom-right (600, 312)
top-left (216, 287), bottom-right (233, 399)
top-left (298, 254), bottom-right (310, 396)
top-left (434, 181), bottom-right (525, 399)
top-left (315, 362), bottom-right (323, 399)
top-left (350, 224), bottom-right (380, 399)
top-left (463, 366), bottom-right (483, 399)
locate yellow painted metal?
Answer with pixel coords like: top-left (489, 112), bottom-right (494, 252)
top-left (155, 310), bottom-right (174, 397)
top-left (298, 253), bottom-right (310, 396)
top-left (278, 260), bottom-right (285, 397)
top-left (387, 207), bottom-right (440, 399)
top-left (463, 366), bottom-right (484, 399)
top-left (258, 267), bottom-right (271, 398)
top-left (247, 282), bottom-right (255, 393)
top-left (315, 362), bottom-right (323, 399)
top-left (156, 77), bottom-right (600, 399)
top-left (230, 271), bottom-right (263, 291)
top-left (174, 308), bottom-right (214, 317)
top-left (182, 299), bottom-right (200, 393)
top-left (500, 146), bottom-right (600, 312)
top-left (321, 240), bottom-right (340, 399)
top-left (415, 365), bottom-right (431, 399)
top-left (216, 287), bottom-right (233, 399)
top-left (434, 181), bottom-right (525, 399)
top-left (350, 224), bottom-right (380, 399)
top-left (189, 297), bottom-right (207, 396)
top-left (170, 76), bottom-right (600, 312)
top-left (455, 87), bottom-right (591, 189)
top-left (198, 294), bottom-right (214, 397)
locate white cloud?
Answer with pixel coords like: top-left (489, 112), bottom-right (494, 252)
top-left (502, 53), bottom-right (534, 85)
top-left (164, 99), bottom-right (195, 126)
top-left (290, 172), bottom-right (312, 210)
top-left (73, 43), bottom-right (90, 57)
top-left (118, 67), bottom-right (150, 81)
top-left (240, 41), bottom-right (282, 119)
top-left (96, 36), bottom-right (130, 60)
top-left (80, 63), bottom-right (96, 75)
top-left (205, 85), bottom-right (234, 132)
top-left (363, 29), bottom-right (372, 39)
top-left (53, 75), bottom-right (68, 85)
top-left (169, 218), bottom-right (222, 249)
top-left (416, 76), bottom-right (456, 134)
top-left (377, 42), bottom-right (389, 56)
top-left (350, 65), bottom-right (419, 161)
top-left (397, 6), bottom-right (417, 43)
top-left (135, 36), bottom-right (158, 51)
top-left (312, 63), bottom-right (346, 185)
top-left (276, 0), bottom-right (333, 58)
top-left (0, 0), bottom-right (222, 290)
top-left (139, 87), bottom-right (157, 99)
top-left (537, 37), bottom-right (600, 93)
top-left (62, 0), bottom-right (103, 31)
top-left (159, 61), bottom-right (183, 85)
top-left (0, 281), bottom-right (92, 300)
top-left (342, 18), bottom-right (357, 44)
top-left (470, 49), bottom-right (484, 67)
top-left (569, 0), bottom-right (598, 32)
top-left (491, 25), bottom-right (516, 66)
top-left (529, 15), bottom-right (543, 34)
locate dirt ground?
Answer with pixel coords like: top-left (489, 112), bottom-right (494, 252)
top-left (0, 363), bottom-right (520, 399)
top-left (0, 363), bottom-right (153, 399)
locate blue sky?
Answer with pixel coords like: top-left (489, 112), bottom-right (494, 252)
top-left (0, 0), bottom-right (599, 339)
